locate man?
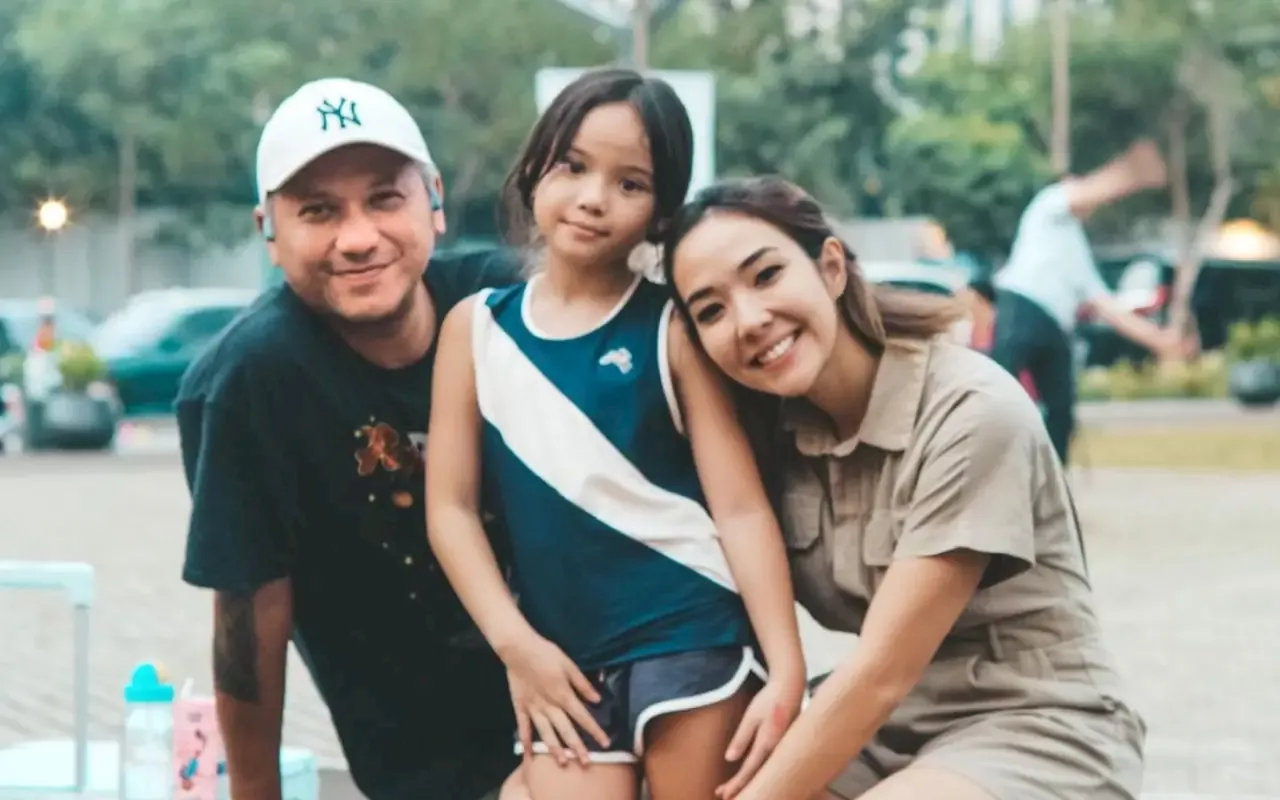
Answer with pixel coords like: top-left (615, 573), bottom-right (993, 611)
top-left (990, 139), bottom-right (1186, 464)
top-left (178, 78), bottom-right (524, 800)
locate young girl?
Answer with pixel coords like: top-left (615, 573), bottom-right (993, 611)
top-left (425, 70), bottom-right (807, 800)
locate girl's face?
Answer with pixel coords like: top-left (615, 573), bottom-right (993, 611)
top-left (671, 212), bottom-right (848, 397)
top-left (532, 102), bottom-right (655, 268)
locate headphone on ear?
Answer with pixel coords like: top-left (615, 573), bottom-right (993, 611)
top-left (262, 215), bottom-right (275, 242)
top-left (427, 185), bottom-right (442, 211)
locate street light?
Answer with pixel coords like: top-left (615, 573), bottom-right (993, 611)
top-left (37, 199), bottom-right (68, 233)
top-left (35, 199), bottom-right (69, 297)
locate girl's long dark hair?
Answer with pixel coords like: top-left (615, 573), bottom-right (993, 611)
top-left (501, 68), bottom-right (694, 249)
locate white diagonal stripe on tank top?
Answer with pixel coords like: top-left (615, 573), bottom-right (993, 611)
top-left (471, 293), bottom-right (737, 593)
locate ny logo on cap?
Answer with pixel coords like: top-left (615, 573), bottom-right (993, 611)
top-left (317, 97), bottom-right (361, 131)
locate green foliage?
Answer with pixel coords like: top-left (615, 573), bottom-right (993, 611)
top-left (4, 0), bottom-right (609, 240)
top-left (893, 0), bottom-right (1280, 248)
top-left (1226, 317), bottom-right (1280, 362)
top-left (660, 0), bottom-right (944, 218)
top-left (0, 0), bottom-right (1276, 254)
top-left (885, 109), bottom-right (1049, 257)
top-left (56, 340), bottom-right (107, 391)
top-left (0, 341), bottom-right (106, 392)
top-left (0, 352), bottom-right (23, 386)
top-left (1077, 352), bottom-right (1230, 401)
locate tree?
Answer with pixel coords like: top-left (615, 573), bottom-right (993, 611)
top-left (14, 0), bottom-right (296, 275)
top-left (886, 1), bottom-right (1278, 263)
top-left (657, 0), bottom-right (947, 217)
top-left (0, 0), bottom-right (117, 218)
top-left (12, 0), bottom-right (612, 247)
top-left (885, 109), bottom-right (1048, 259)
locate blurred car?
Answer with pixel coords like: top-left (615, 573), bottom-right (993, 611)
top-left (92, 288), bottom-right (259, 417)
top-left (0, 298), bottom-right (120, 451)
top-left (860, 259), bottom-right (977, 346)
top-left (0, 299), bottom-right (97, 354)
top-left (1074, 256), bottom-right (1172, 368)
top-left (1078, 251), bottom-right (1280, 367)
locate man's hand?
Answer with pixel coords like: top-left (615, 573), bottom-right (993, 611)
top-left (1125, 139), bottom-right (1169, 190)
top-left (1154, 328), bottom-right (1198, 362)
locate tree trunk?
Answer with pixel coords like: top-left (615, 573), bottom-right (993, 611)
top-left (1166, 98), bottom-right (1193, 332)
top-left (631, 0), bottom-right (650, 70)
top-left (1050, 0), bottom-right (1071, 174)
top-left (1166, 101), bottom-right (1234, 342)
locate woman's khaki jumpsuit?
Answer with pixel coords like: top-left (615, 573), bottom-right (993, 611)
top-left (779, 339), bottom-right (1146, 800)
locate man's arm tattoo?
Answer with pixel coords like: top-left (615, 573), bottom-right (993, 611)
top-left (213, 591), bottom-right (260, 702)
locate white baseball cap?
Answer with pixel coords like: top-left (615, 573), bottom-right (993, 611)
top-left (254, 78), bottom-right (435, 205)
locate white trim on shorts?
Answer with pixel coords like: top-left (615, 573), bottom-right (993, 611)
top-left (518, 742), bottom-right (641, 764)
top-left (633, 646), bottom-right (766, 757)
top-left (514, 646), bottom-right (768, 765)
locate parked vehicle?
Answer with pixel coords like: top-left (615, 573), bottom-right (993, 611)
top-left (93, 288), bottom-right (259, 416)
top-left (860, 260), bottom-right (977, 346)
top-left (0, 299), bottom-right (120, 452)
top-left (1078, 251), bottom-right (1280, 367)
top-left (0, 299), bottom-right (97, 353)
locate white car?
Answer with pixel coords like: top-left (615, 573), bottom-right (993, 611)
top-left (858, 260), bottom-right (976, 346)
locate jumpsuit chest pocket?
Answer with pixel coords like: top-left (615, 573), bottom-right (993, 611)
top-left (832, 511), bottom-right (898, 599)
top-left (780, 482), bottom-right (824, 551)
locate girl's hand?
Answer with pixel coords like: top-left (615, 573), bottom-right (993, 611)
top-left (715, 675), bottom-right (806, 799)
top-left (504, 632), bottom-right (611, 767)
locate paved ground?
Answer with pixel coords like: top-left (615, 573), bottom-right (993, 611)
top-left (1077, 398), bottom-right (1280, 428)
top-left (95, 397), bottom-right (1280, 456)
top-left (0, 450), bottom-right (1277, 797)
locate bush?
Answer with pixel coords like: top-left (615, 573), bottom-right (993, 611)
top-left (1077, 352), bottom-right (1230, 401)
top-left (0, 352), bottom-right (23, 385)
top-left (1254, 318), bottom-right (1280, 361)
top-left (57, 341), bottom-right (108, 391)
top-left (1226, 317), bottom-right (1280, 363)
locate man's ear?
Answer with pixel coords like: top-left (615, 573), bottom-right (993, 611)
top-left (818, 236), bottom-right (847, 299)
top-left (429, 174), bottom-right (447, 234)
top-left (254, 206), bottom-right (280, 266)
top-left (254, 206), bottom-right (274, 241)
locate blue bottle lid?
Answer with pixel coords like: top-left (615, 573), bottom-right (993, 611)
top-left (123, 662), bottom-right (175, 703)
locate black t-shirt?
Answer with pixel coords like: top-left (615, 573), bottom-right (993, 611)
top-left (178, 247), bottom-right (524, 799)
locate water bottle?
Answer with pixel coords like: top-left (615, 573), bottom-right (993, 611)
top-left (120, 662), bottom-right (175, 800)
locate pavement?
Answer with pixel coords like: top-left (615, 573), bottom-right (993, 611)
top-left (0, 436), bottom-right (1277, 797)
top-left (99, 398), bottom-right (1277, 455)
top-left (1076, 398), bottom-right (1280, 428)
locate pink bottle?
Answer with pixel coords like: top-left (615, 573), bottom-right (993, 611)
top-left (171, 688), bottom-right (224, 800)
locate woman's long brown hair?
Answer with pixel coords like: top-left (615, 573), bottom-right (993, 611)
top-left (660, 176), bottom-right (964, 495)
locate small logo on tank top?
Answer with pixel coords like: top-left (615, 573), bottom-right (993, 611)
top-left (598, 347), bottom-right (633, 374)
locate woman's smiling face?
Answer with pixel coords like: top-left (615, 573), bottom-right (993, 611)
top-left (670, 211), bottom-right (848, 397)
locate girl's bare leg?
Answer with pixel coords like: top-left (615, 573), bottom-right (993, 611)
top-left (642, 688), bottom-right (753, 800)
top-left (526, 754), bottom-right (639, 800)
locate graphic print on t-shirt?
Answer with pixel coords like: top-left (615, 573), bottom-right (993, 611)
top-left (353, 417), bottom-right (427, 509)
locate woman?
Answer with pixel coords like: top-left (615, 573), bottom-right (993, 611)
top-left (660, 176), bottom-right (1145, 800)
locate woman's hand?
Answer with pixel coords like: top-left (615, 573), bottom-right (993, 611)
top-left (715, 674), bottom-right (807, 799)
top-left (503, 632), bottom-right (611, 767)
